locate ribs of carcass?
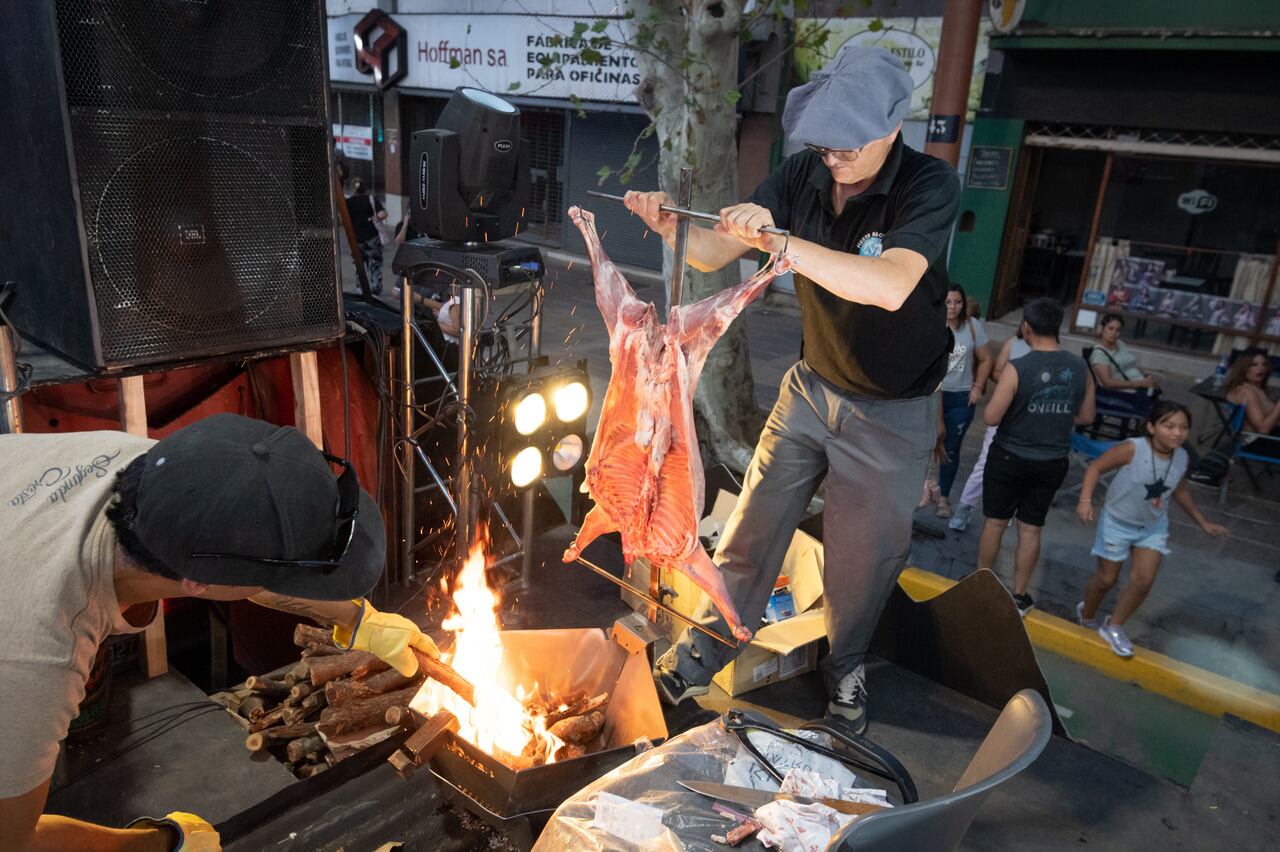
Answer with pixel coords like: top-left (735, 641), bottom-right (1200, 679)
top-left (562, 206), bottom-right (792, 642)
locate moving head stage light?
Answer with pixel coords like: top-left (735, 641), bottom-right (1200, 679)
top-left (409, 87), bottom-right (531, 243)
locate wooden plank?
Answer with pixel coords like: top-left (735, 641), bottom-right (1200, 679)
top-left (0, 327), bottom-right (23, 433)
top-left (119, 374), bottom-right (168, 678)
top-left (289, 351), bottom-right (323, 448)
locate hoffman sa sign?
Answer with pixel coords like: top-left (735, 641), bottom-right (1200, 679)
top-left (328, 12), bottom-right (638, 103)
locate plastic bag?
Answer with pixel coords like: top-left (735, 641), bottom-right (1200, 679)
top-left (533, 715), bottom-right (884, 852)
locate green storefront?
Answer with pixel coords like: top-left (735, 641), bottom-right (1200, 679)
top-left (950, 1), bottom-right (1280, 357)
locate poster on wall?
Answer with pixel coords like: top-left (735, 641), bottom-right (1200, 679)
top-left (332, 123), bottom-right (374, 161)
top-left (1265, 307), bottom-right (1280, 338)
top-left (793, 18), bottom-right (992, 122)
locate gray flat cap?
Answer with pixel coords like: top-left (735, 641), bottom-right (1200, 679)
top-left (783, 44), bottom-right (912, 150)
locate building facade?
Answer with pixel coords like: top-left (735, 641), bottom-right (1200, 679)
top-left (949, 0), bottom-right (1280, 357)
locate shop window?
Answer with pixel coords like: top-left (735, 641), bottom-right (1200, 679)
top-left (1077, 155), bottom-right (1280, 354)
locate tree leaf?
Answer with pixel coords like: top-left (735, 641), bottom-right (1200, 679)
top-left (580, 48), bottom-right (604, 65)
top-left (507, 82), bottom-right (521, 91)
top-left (596, 165), bottom-right (613, 185)
top-left (723, 90), bottom-right (742, 106)
top-left (868, 18), bottom-right (884, 32)
top-left (449, 57), bottom-right (460, 69)
top-left (591, 19), bottom-right (609, 33)
top-left (572, 21), bottom-right (589, 37)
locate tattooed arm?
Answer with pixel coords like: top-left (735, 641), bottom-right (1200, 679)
top-left (248, 593), bottom-right (362, 631)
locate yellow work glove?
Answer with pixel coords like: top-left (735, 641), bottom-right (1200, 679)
top-left (126, 811), bottom-right (220, 851)
top-left (333, 599), bottom-right (440, 677)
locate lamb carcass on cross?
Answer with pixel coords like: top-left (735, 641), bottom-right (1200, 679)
top-left (562, 206), bottom-right (792, 642)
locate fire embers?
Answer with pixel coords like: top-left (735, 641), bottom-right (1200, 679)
top-left (411, 541), bottom-right (612, 768)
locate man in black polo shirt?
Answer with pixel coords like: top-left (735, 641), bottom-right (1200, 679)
top-left (624, 44), bottom-right (959, 732)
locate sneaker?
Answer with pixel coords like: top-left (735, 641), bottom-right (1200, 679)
top-left (1075, 602), bottom-right (1101, 630)
top-left (948, 503), bottom-right (973, 531)
top-left (1098, 619), bottom-right (1134, 657)
top-left (1012, 593), bottom-right (1035, 618)
top-left (827, 665), bottom-right (868, 735)
top-left (653, 663), bottom-right (710, 707)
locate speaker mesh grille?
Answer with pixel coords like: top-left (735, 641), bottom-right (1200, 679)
top-left (51, 0), bottom-right (338, 366)
top-left (56, 0), bottom-right (326, 115)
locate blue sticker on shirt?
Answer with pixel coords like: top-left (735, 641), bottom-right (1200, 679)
top-left (857, 232), bottom-right (884, 257)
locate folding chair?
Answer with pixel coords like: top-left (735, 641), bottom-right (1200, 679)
top-left (1081, 346), bottom-right (1155, 440)
top-left (1219, 403), bottom-right (1280, 501)
top-left (1056, 432), bottom-right (1118, 505)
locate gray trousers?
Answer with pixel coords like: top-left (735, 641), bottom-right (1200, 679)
top-left (669, 362), bottom-right (937, 693)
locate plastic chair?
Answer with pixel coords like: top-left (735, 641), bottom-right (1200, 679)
top-left (825, 689), bottom-right (1052, 852)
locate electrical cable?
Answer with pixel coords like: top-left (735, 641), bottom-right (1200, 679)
top-left (50, 703), bottom-right (225, 793)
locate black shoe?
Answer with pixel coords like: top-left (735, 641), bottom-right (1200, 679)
top-left (654, 664), bottom-right (710, 707)
top-left (827, 664), bottom-right (868, 735)
top-left (1013, 592), bottom-right (1035, 618)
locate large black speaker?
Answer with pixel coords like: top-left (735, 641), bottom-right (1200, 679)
top-left (0, 1), bottom-right (342, 369)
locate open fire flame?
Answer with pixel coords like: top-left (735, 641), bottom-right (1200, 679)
top-left (410, 541), bottom-right (564, 764)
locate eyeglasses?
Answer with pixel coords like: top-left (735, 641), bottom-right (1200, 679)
top-left (190, 453), bottom-right (360, 575)
top-left (805, 143), bottom-right (862, 163)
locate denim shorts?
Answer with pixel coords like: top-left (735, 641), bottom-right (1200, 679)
top-left (1091, 509), bottom-right (1170, 561)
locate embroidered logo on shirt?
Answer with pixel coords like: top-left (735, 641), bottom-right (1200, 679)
top-left (857, 232), bottom-right (885, 257)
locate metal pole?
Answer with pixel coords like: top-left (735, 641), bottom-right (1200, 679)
top-left (400, 277), bottom-right (416, 583)
top-left (456, 283), bottom-right (478, 565)
top-left (0, 327), bottom-right (23, 434)
top-left (668, 167), bottom-right (694, 310)
top-left (519, 281), bottom-right (543, 589)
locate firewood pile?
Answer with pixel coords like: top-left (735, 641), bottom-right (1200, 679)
top-left (213, 624), bottom-right (616, 776)
top-left (212, 624), bottom-right (423, 778)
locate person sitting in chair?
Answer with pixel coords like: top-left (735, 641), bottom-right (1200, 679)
top-left (1090, 314), bottom-right (1161, 392)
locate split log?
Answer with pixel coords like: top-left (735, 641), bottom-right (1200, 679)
top-left (283, 692), bottom-right (327, 724)
top-left (244, 723), bottom-right (317, 752)
top-left (548, 711), bottom-right (606, 745)
top-left (543, 692), bottom-right (609, 726)
top-left (317, 686), bottom-right (418, 736)
top-left (286, 735), bottom-right (326, 764)
top-left (283, 660), bottom-right (310, 686)
top-left (245, 676), bottom-right (291, 698)
top-left (309, 651), bottom-right (385, 686)
top-left (288, 683), bottom-right (313, 703)
top-left (249, 704), bottom-right (289, 733)
top-left (302, 642), bottom-right (343, 658)
top-left (553, 743), bottom-right (586, 762)
top-left (318, 723), bottom-right (399, 763)
top-left (240, 695), bottom-right (267, 722)
top-left (410, 648), bottom-right (475, 706)
top-left (293, 623), bottom-right (334, 648)
top-left (325, 668), bottom-right (416, 706)
top-left (297, 762), bottom-right (329, 779)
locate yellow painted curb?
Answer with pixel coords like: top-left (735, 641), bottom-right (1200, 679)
top-left (898, 567), bottom-right (1280, 733)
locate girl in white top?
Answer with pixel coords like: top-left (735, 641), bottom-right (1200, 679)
top-left (1075, 401), bottom-right (1228, 656)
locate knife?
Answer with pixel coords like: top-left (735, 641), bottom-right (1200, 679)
top-left (678, 780), bottom-right (887, 817)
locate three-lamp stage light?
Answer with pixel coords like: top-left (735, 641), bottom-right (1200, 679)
top-left (497, 363), bottom-right (592, 489)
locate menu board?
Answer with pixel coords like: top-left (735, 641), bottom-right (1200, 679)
top-left (966, 146), bottom-right (1012, 190)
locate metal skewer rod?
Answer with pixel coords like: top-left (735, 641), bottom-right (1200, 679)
top-left (586, 190), bottom-right (789, 237)
top-left (573, 556), bottom-right (740, 649)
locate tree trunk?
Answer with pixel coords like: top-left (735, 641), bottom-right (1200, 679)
top-left (626, 0), bottom-right (765, 473)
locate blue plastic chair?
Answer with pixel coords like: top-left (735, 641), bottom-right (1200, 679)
top-left (1222, 403), bottom-right (1280, 499)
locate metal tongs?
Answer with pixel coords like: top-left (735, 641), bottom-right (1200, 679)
top-left (721, 709), bottom-right (918, 804)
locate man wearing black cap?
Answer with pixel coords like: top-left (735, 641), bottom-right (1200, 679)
top-left (0, 414), bottom-right (435, 850)
top-left (626, 44), bottom-right (959, 732)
